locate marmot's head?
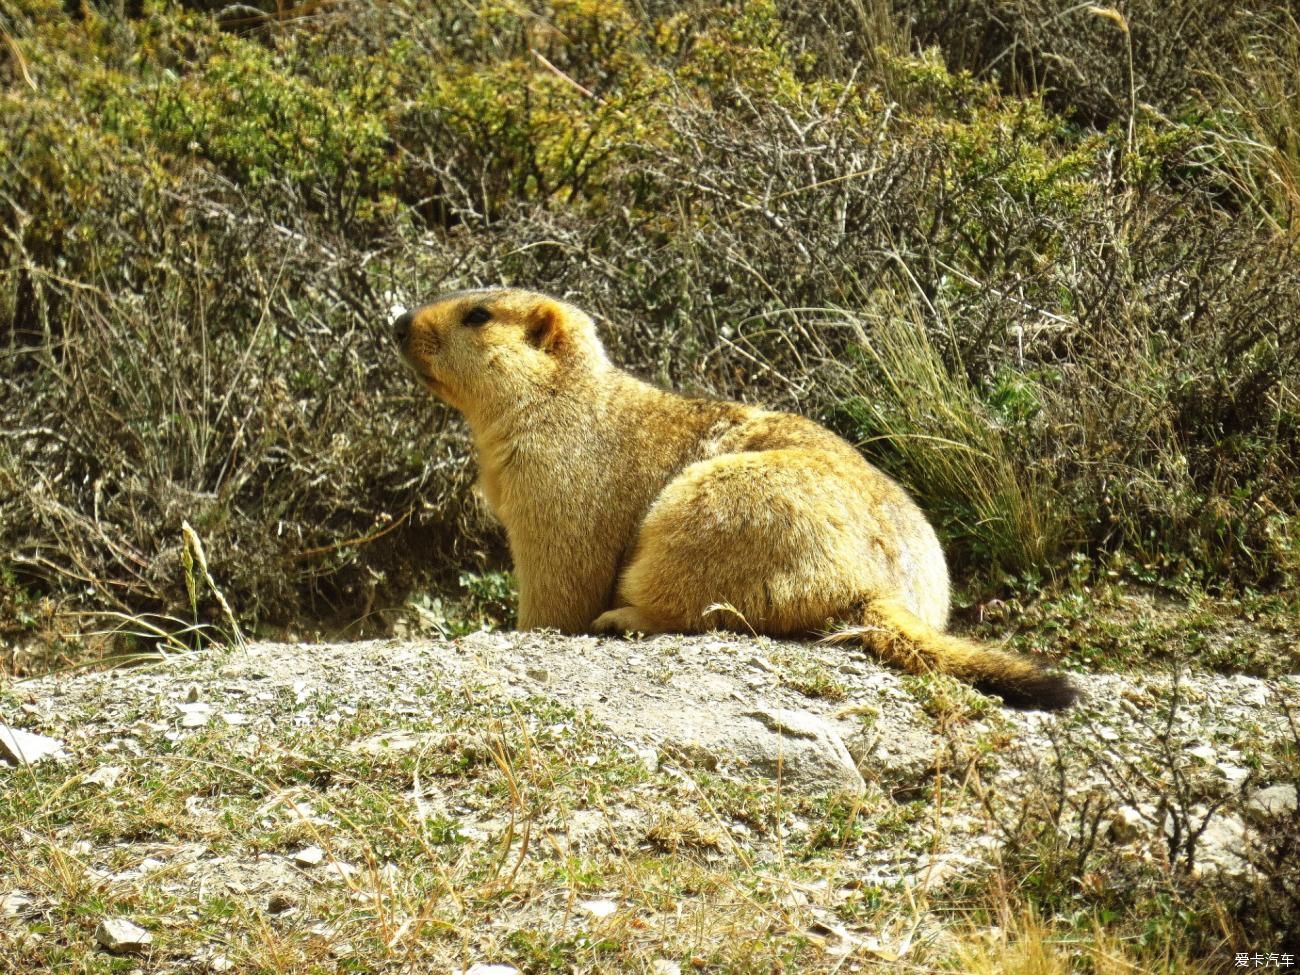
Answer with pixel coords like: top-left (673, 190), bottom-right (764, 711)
top-left (394, 288), bottom-right (608, 415)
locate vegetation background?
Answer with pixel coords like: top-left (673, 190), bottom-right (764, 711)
top-left (2, 0), bottom-right (1298, 669)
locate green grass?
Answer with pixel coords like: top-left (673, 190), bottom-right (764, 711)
top-left (833, 289), bottom-right (1068, 579)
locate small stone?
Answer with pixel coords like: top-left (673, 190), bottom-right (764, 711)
top-left (1216, 763), bottom-right (1250, 786)
top-left (321, 861), bottom-right (358, 882)
top-left (95, 917), bottom-right (153, 954)
top-left (84, 765), bottom-right (124, 788)
top-left (220, 712), bottom-right (250, 726)
top-left (2, 890), bottom-right (33, 917)
top-left (1107, 804), bottom-right (1148, 844)
top-left (292, 845), bottom-right (325, 867)
top-left (578, 898), bottom-right (618, 919)
top-left (349, 730), bottom-right (425, 755)
top-left (1194, 813), bottom-right (1251, 877)
top-left (266, 892), bottom-right (297, 914)
top-left (525, 666), bottom-right (550, 684)
top-left (464, 965), bottom-right (522, 975)
top-left (651, 961), bottom-right (682, 975)
top-left (636, 746), bottom-right (659, 773)
top-left (1247, 784), bottom-right (1298, 818)
top-left (0, 724), bottom-right (67, 765)
top-left (178, 703), bottom-right (212, 728)
top-left (1185, 744), bottom-right (1216, 763)
top-left (184, 685), bottom-right (201, 704)
top-left (208, 955), bottom-right (235, 973)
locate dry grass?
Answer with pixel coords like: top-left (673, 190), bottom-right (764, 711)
top-left (1199, 9), bottom-right (1300, 235)
top-left (835, 288), bottom-right (1067, 578)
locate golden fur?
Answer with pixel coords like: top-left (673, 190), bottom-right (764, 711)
top-left (395, 288), bottom-right (1076, 710)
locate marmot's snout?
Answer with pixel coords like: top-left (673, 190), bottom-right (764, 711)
top-left (392, 309), bottom-right (414, 348)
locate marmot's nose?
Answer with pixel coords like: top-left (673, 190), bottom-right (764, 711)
top-left (392, 310), bottom-right (413, 345)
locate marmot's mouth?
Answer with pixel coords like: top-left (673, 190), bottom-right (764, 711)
top-left (399, 352), bottom-right (441, 389)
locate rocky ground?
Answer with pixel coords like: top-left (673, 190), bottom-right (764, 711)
top-left (2, 630), bottom-right (1298, 972)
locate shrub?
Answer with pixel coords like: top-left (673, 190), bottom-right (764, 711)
top-left (1, 0), bottom-right (1297, 667)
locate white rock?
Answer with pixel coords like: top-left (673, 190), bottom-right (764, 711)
top-left (651, 961), bottom-right (682, 975)
top-left (1247, 783), bottom-right (1298, 818)
top-left (1232, 676), bottom-right (1270, 707)
top-left (95, 917), bottom-right (153, 954)
top-left (1194, 813), bottom-right (1251, 877)
top-left (84, 765), bottom-right (124, 788)
top-left (292, 845), bottom-right (325, 867)
top-left (741, 708), bottom-right (866, 796)
top-left (1216, 763), bottom-right (1250, 786)
top-left (178, 703), bottom-right (212, 729)
top-left (578, 898), bottom-right (618, 918)
top-left (463, 965), bottom-right (522, 975)
top-left (1107, 804), bottom-right (1149, 844)
top-left (2, 890), bottom-right (33, 917)
top-left (321, 861), bottom-right (358, 882)
top-left (0, 724), bottom-right (67, 765)
top-left (1185, 744), bottom-right (1216, 763)
top-left (348, 730), bottom-right (426, 755)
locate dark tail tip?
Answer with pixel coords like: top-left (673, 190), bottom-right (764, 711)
top-left (977, 670), bottom-right (1079, 711)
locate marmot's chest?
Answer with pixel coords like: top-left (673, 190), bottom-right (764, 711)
top-left (478, 433), bottom-right (623, 531)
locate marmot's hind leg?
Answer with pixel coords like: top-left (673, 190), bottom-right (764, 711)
top-left (591, 605), bottom-right (669, 634)
top-left (596, 450), bottom-right (862, 637)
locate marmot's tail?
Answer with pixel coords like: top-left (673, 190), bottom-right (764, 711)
top-left (821, 598), bottom-right (1077, 711)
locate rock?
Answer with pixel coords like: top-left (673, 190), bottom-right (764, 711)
top-left (2, 890), bottom-right (34, 917)
top-left (292, 846), bottom-right (325, 867)
top-left (348, 730), bottom-right (427, 756)
top-left (1247, 783), bottom-right (1298, 819)
top-left (0, 724), bottom-right (67, 765)
top-left (845, 722), bottom-right (938, 793)
top-left (651, 961), bottom-right (682, 975)
top-left (1106, 804), bottom-right (1149, 844)
top-left (740, 708), bottom-right (865, 796)
top-left (463, 965), bottom-right (522, 975)
top-left (266, 892), bottom-right (297, 914)
top-left (178, 703), bottom-right (212, 729)
top-left (1216, 763), bottom-right (1250, 786)
top-left (1185, 744), bottom-right (1216, 763)
top-left (321, 860), bottom-right (358, 882)
top-left (1194, 813), bottom-right (1251, 877)
top-left (95, 917), bottom-right (152, 954)
top-left (84, 765), bottom-right (124, 789)
top-left (578, 898), bottom-right (618, 918)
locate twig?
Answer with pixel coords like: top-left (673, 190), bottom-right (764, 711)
top-left (530, 48), bottom-right (601, 102)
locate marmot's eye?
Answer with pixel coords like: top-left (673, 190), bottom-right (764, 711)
top-left (462, 306), bottom-right (492, 327)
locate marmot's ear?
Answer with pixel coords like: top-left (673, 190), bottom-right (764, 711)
top-left (525, 300), bottom-right (567, 353)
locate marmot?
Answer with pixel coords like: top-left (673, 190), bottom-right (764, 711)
top-left (395, 288), bottom-right (1076, 710)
